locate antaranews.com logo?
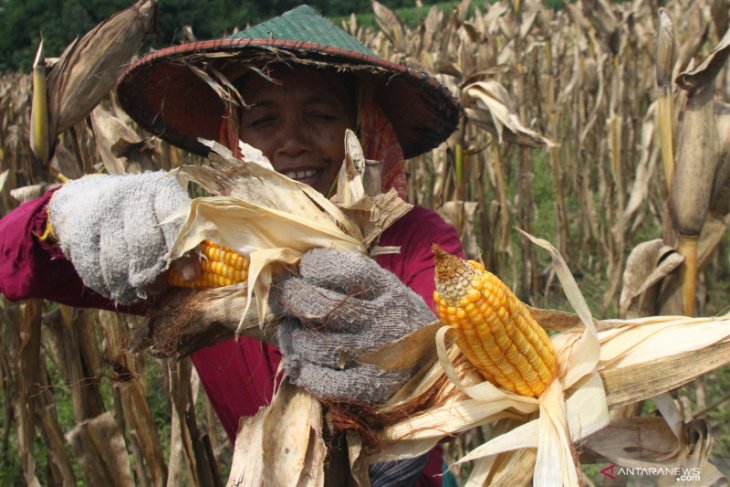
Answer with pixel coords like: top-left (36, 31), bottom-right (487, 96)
top-left (600, 464), bottom-right (701, 482)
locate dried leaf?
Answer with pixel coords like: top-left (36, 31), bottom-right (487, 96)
top-left (612, 102), bottom-right (657, 238)
top-left (670, 81), bottom-right (719, 236)
top-left (677, 23), bottom-right (730, 92)
top-left (619, 240), bottom-right (684, 318)
top-left (372, 0), bottom-right (406, 51)
top-left (186, 63), bottom-right (246, 108)
top-left (600, 323), bottom-right (730, 408)
top-left (99, 311), bottom-right (167, 486)
top-left (698, 214), bottom-right (729, 269)
top-left (49, 144), bottom-right (83, 180)
top-left (583, 417), bottom-right (680, 465)
top-left (471, 448), bottom-right (535, 487)
top-left (16, 300), bottom-right (43, 487)
top-left (463, 81), bottom-right (556, 147)
top-left (354, 321), bottom-right (440, 370)
top-left (227, 409), bottom-right (266, 486)
top-left (263, 382), bottom-right (325, 486)
top-left (65, 412), bottom-right (134, 486)
top-left (656, 8), bottom-right (676, 88)
top-left (47, 0), bottom-right (156, 136)
top-left (437, 201), bottom-right (479, 259)
top-left (227, 381), bottom-right (325, 486)
top-left (90, 104), bottom-right (143, 175)
top-left (334, 129), bottom-right (366, 206)
top-left (186, 140), bottom-right (363, 241)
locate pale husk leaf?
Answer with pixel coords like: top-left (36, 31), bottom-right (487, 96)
top-left (263, 381), bottom-right (325, 487)
top-left (518, 230), bottom-right (600, 389)
top-left (226, 409), bottom-right (265, 487)
top-left (227, 381), bottom-right (325, 487)
top-left (189, 140), bottom-right (363, 239)
top-left (333, 129), bottom-right (366, 206)
top-left (467, 448), bottom-right (536, 487)
top-left (597, 311), bottom-right (730, 368)
top-left (600, 333), bottom-right (730, 409)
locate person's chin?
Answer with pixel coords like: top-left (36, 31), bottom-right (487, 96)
top-left (309, 179), bottom-right (332, 195)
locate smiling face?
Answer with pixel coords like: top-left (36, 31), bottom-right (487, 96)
top-left (237, 66), bottom-right (356, 195)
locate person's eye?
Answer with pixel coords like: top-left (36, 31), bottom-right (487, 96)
top-left (247, 114), bottom-right (276, 128)
top-left (308, 111), bottom-right (339, 122)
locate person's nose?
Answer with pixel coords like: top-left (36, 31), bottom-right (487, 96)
top-left (273, 115), bottom-right (310, 158)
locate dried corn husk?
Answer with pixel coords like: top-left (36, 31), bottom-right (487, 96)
top-left (46, 0), bottom-right (156, 139)
top-left (170, 137), bottom-right (411, 335)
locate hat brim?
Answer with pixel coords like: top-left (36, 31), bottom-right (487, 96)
top-left (117, 38), bottom-right (461, 159)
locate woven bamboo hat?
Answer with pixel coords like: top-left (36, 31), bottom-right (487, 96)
top-left (116, 4), bottom-right (460, 159)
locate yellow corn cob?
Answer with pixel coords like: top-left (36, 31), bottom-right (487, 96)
top-left (168, 240), bottom-right (249, 288)
top-left (432, 245), bottom-right (556, 397)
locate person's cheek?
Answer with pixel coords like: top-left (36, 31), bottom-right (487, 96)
top-left (240, 131), bottom-right (274, 161)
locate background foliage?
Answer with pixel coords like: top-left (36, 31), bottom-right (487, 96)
top-left (0, 0), bottom-right (441, 71)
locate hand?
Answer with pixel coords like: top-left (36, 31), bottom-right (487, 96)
top-left (49, 171), bottom-right (191, 304)
top-left (269, 248), bottom-right (435, 404)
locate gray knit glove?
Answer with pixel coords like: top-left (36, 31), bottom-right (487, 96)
top-left (49, 172), bottom-right (190, 304)
top-left (270, 248), bottom-right (435, 404)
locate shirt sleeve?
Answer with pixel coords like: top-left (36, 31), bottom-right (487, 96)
top-left (0, 190), bottom-right (141, 313)
top-left (376, 205), bottom-right (465, 310)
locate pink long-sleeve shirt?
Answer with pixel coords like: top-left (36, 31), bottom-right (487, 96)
top-left (0, 191), bottom-right (464, 485)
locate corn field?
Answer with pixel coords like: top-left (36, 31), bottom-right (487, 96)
top-left (0, 0), bottom-right (728, 485)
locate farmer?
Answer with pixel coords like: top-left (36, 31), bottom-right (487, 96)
top-left (0, 5), bottom-right (463, 486)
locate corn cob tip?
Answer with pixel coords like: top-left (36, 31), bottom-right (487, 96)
top-left (432, 244), bottom-right (477, 306)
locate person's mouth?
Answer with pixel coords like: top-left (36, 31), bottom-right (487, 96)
top-left (281, 168), bottom-right (323, 184)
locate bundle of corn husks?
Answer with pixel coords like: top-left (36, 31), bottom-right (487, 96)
top-left (363, 236), bottom-right (730, 486)
top-left (151, 131), bottom-right (729, 487)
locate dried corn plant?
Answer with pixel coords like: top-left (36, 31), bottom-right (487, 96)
top-left (0, 0), bottom-right (729, 485)
top-left (348, 0), bottom-right (729, 316)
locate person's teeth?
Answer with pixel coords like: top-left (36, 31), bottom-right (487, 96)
top-left (285, 170), bottom-right (317, 181)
